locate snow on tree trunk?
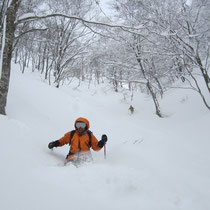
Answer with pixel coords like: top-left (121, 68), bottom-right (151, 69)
top-left (0, 0), bottom-right (20, 115)
top-left (0, 17), bottom-right (6, 79)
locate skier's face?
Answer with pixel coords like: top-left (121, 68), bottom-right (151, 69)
top-left (78, 127), bottom-right (85, 134)
top-left (75, 122), bottom-right (86, 134)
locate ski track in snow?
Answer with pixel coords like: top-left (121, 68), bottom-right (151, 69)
top-left (0, 65), bottom-right (210, 210)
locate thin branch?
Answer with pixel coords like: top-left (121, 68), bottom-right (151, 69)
top-left (14, 28), bottom-right (47, 40)
top-left (83, 22), bottom-right (114, 39)
top-left (168, 86), bottom-right (198, 91)
top-left (105, 76), bottom-right (147, 85)
top-left (94, 0), bottom-right (112, 22)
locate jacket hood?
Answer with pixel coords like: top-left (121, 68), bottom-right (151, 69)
top-left (75, 117), bottom-right (90, 130)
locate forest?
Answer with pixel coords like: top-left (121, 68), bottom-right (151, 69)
top-left (0, 0), bottom-right (209, 116)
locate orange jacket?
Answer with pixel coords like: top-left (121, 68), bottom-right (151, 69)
top-left (57, 117), bottom-right (101, 160)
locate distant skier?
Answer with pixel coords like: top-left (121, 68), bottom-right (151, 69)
top-left (128, 105), bottom-right (135, 114)
top-left (48, 117), bottom-right (107, 165)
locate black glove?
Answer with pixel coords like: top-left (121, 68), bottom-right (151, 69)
top-left (48, 140), bottom-right (60, 149)
top-left (98, 134), bottom-right (108, 148)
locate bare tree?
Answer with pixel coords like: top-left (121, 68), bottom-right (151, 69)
top-left (0, 0), bottom-right (140, 115)
top-left (110, 0), bottom-right (210, 111)
top-left (0, 0), bottom-right (21, 115)
top-left (159, 0), bottom-right (210, 109)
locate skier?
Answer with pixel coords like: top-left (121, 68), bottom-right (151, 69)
top-left (128, 105), bottom-right (135, 114)
top-left (48, 117), bottom-right (108, 165)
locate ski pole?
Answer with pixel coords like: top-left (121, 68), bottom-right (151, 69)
top-left (104, 144), bottom-right (106, 159)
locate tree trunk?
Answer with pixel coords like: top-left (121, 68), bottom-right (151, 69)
top-left (0, 0), bottom-right (8, 52)
top-left (146, 81), bottom-right (162, 117)
top-left (0, 0), bottom-right (20, 115)
top-left (136, 56), bottom-right (163, 118)
top-left (195, 54), bottom-right (210, 93)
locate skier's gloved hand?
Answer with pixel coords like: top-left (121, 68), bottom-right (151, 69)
top-left (98, 134), bottom-right (108, 148)
top-left (102, 134), bottom-right (108, 143)
top-left (48, 140), bottom-right (60, 149)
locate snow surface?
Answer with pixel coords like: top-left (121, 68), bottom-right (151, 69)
top-left (0, 64), bottom-right (210, 210)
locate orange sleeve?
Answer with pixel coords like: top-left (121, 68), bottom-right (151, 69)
top-left (91, 133), bottom-right (102, 151)
top-left (58, 132), bottom-right (71, 146)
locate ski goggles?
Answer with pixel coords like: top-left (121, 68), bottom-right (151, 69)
top-left (75, 122), bottom-right (87, 129)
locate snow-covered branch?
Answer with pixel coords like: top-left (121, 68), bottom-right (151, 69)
top-left (15, 13), bottom-right (142, 32)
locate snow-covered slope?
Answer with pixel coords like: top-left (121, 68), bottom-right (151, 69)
top-left (0, 66), bottom-right (210, 210)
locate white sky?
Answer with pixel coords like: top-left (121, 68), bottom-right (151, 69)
top-left (98, 0), bottom-right (114, 16)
